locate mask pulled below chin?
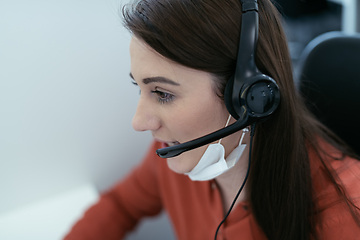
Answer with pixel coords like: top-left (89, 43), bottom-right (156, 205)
top-left (184, 141), bottom-right (247, 181)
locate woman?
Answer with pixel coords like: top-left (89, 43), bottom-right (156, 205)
top-left (64, 0), bottom-right (360, 239)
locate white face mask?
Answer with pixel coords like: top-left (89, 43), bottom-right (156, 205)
top-left (185, 115), bottom-right (248, 181)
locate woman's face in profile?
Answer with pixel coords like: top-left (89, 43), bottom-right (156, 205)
top-left (129, 37), bottom-right (240, 173)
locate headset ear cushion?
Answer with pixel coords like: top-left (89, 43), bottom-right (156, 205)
top-left (224, 76), bottom-right (239, 119)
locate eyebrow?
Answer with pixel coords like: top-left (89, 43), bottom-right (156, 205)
top-left (129, 73), bottom-right (180, 86)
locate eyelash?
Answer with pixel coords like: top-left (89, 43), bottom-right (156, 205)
top-left (151, 90), bottom-right (174, 104)
top-left (131, 81), bottom-right (174, 104)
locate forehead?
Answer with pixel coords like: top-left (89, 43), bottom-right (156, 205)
top-left (129, 37), bottom-right (172, 76)
top-left (129, 36), bottom-right (214, 89)
top-left (129, 37), bottom-right (163, 65)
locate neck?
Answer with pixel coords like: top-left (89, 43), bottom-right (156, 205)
top-left (215, 142), bottom-right (250, 213)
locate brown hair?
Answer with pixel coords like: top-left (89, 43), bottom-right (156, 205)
top-left (122, 0), bottom-right (360, 239)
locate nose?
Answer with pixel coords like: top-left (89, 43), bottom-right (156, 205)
top-left (132, 97), bottom-right (161, 132)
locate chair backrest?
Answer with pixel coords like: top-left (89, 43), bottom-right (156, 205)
top-left (297, 31), bottom-right (360, 155)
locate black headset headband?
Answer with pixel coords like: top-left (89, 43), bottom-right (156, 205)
top-left (231, 0), bottom-right (260, 118)
top-left (156, 0), bottom-right (280, 158)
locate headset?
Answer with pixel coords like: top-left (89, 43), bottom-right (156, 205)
top-left (156, 0), bottom-right (280, 159)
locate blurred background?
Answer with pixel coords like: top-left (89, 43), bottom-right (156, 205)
top-left (0, 0), bottom-right (359, 239)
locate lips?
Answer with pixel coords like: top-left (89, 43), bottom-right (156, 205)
top-left (161, 141), bottom-right (180, 148)
top-left (167, 141), bottom-right (180, 147)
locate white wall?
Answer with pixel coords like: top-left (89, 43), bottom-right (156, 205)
top-left (0, 0), bottom-right (154, 219)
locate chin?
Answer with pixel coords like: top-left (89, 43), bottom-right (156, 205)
top-left (166, 156), bottom-right (192, 174)
top-left (165, 147), bottom-right (206, 174)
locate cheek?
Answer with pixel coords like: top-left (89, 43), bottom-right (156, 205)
top-left (174, 101), bottom-right (228, 142)
top-left (164, 99), bottom-right (228, 174)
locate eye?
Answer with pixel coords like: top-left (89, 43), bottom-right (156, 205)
top-left (151, 90), bottom-right (174, 104)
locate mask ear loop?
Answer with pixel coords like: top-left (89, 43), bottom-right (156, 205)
top-left (218, 115), bottom-right (232, 145)
top-left (219, 115), bottom-right (249, 147)
top-left (238, 127), bottom-right (249, 146)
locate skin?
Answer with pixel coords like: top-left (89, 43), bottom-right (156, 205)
top-left (130, 36), bottom-right (250, 209)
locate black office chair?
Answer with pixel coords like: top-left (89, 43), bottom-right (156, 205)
top-left (296, 31), bottom-right (360, 155)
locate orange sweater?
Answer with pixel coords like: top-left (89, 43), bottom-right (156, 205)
top-left (64, 141), bottom-right (360, 240)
